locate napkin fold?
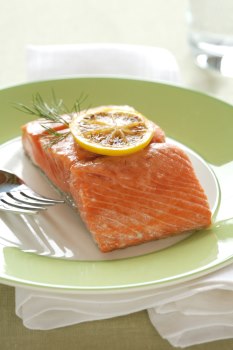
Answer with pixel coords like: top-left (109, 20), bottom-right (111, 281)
top-left (148, 264), bottom-right (233, 347)
top-left (16, 265), bottom-right (233, 347)
top-left (16, 43), bottom-right (233, 348)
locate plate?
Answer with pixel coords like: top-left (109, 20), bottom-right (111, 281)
top-left (0, 77), bottom-right (233, 293)
top-left (0, 137), bottom-right (219, 261)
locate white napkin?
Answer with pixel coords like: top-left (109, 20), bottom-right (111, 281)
top-left (16, 43), bottom-right (233, 348)
top-left (26, 43), bottom-right (180, 83)
top-left (16, 265), bottom-right (233, 347)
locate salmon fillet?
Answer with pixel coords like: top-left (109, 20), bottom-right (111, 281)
top-left (70, 143), bottom-right (211, 252)
top-left (21, 115), bottom-right (211, 253)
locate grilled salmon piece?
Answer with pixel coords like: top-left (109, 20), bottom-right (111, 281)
top-left (70, 143), bottom-right (211, 252)
top-left (22, 116), bottom-right (211, 253)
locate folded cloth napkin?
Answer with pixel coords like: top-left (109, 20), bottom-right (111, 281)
top-left (16, 264), bottom-right (233, 347)
top-left (16, 43), bottom-right (233, 348)
top-left (26, 43), bottom-right (180, 83)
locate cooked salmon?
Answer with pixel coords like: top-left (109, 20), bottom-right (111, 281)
top-left (21, 113), bottom-right (211, 253)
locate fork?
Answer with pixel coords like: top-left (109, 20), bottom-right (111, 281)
top-left (0, 169), bottom-right (64, 215)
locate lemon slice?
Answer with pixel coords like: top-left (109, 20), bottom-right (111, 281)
top-left (69, 105), bottom-right (154, 156)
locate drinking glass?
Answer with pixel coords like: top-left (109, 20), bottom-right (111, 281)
top-left (187, 0), bottom-right (233, 76)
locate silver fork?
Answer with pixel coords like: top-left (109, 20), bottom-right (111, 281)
top-left (0, 169), bottom-right (64, 215)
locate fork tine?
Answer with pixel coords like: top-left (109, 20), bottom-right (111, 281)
top-left (20, 191), bottom-right (64, 204)
top-left (0, 203), bottom-right (38, 215)
top-left (7, 192), bottom-right (55, 207)
top-left (0, 197), bottom-right (47, 212)
top-left (0, 169), bottom-right (64, 215)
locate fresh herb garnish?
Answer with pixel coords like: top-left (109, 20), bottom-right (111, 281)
top-left (15, 91), bottom-right (88, 146)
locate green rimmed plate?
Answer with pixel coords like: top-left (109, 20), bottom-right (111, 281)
top-left (0, 77), bottom-right (233, 293)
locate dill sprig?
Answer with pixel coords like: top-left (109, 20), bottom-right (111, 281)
top-left (15, 92), bottom-right (68, 125)
top-left (41, 124), bottom-right (71, 148)
top-left (15, 91), bottom-right (89, 146)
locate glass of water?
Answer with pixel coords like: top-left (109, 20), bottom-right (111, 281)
top-left (187, 0), bottom-right (233, 76)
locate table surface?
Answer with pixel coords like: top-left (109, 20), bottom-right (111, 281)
top-left (1, 1), bottom-right (233, 349)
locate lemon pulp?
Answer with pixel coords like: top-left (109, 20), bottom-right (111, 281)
top-left (69, 105), bottom-right (154, 156)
